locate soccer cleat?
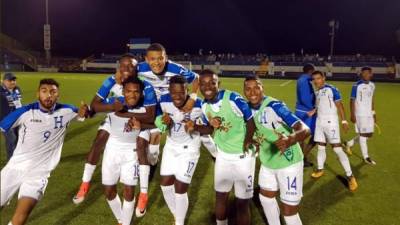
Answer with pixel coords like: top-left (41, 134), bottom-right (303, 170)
top-left (364, 157), bottom-right (376, 165)
top-left (347, 175), bottom-right (358, 192)
top-left (311, 169), bottom-right (324, 178)
top-left (135, 192), bottom-right (148, 217)
top-left (343, 142), bottom-right (352, 156)
top-left (72, 182), bottom-right (90, 204)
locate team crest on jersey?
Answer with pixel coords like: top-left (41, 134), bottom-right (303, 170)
top-left (123, 122), bottom-right (132, 133)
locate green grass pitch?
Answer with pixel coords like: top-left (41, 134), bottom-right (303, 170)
top-left (1, 72), bottom-right (400, 225)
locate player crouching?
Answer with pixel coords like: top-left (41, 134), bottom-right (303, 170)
top-left (101, 76), bottom-right (154, 225)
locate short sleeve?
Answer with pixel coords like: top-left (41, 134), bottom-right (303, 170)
top-left (96, 76), bottom-right (116, 100)
top-left (143, 81), bottom-right (157, 107)
top-left (230, 92), bottom-right (253, 121)
top-left (269, 101), bottom-right (300, 127)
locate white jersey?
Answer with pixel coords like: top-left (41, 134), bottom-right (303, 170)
top-left (0, 102), bottom-right (78, 171)
top-left (351, 80), bottom-right (375, 117)
top-left (137, 60), bottom-right (198, 99)
top-left (159, 94), bottom-right (203, 147)
top-left (104, 106), bottom-right (146, 150)
top-left (315, 84), bottom-right (342, 120)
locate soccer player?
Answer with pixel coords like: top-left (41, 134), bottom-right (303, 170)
top-left (155, 76), bottom-right (213, 225)
top-left (199, 69), bottom-right (257, 225)
top-left (310, 71), bottom-right (358, 191)
top-left (0, 79), bottom-right (88, 225)
top-left (133, 43), bottom-right (217, 217)
top-left (295, 64), bottom-right (317, 167)
top-left (101, 76), bottom-right (153, 225)
top-left (345, 67), bottom-right (376, 165)
top-left (73, 54), bottom-right (157, 204)
top-left (244, 75), bottom-right (310, 225)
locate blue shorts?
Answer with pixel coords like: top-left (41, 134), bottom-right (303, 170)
top-left (295, 110), bottom-right (316, 136)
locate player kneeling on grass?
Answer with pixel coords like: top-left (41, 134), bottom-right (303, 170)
top-left (244, 76), bottom-right (310, 225)
top-left (199, 69), bottom-right (258, 225)
top-left (345, 66), bottom-right (377, 165)
top-left (101, 76), bottom-right (155, 225)
top-left (154, 76), bottom-right (213, 225)
top-left (311, 71), bottom-right (358, 192)
top-left (0, 79), bottom-right (88, 225)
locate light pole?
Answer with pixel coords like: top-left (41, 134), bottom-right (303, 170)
top-left (329, 20), bottom-right (339, 56)
top-left (44, 0), bottom-right (51, 65)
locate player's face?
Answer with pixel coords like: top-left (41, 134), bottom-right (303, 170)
top-left (123, 83), bottom-right (142, 107)
top-left (3, 79), bottom-right (16, 90)
top-left (119, 58), bottom-right (135, 82)
top-left (169, 83), bottom-right (188, 108)
top-left (145, 50), bottom-right (167, 74)
top-left (38, 84), bottom-right (59, 110)
top-left (312, 74), bottom-right (325, 89)
top-left (244, 79), bottom-right (264, 106)
top-left (200, 74), bottom-right (219, 101)
top-left (361, 70), bottom-right (373, 81)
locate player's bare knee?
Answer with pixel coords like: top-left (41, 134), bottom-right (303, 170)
top-left (361, 133), bottom-right (372, 138)
top-left (260, 189), bottom-right (278, 198)
top-left (104, 186), bottom-right (117, 200)
top-left (317, 142), bottom-right (326, 147)
top-left (331, 143), bottom-right (341, 148)
top-left (123, 185), bottom-right (135, 201)
top-left (174, 180), bottom-right (189, 194)
top-left (282, 203), bottom-right (299, 216)
top-left (160, 176), bottom-right (175, 186)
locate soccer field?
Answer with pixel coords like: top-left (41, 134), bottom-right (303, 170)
top-left (1, 72), bottom-right (400, 225)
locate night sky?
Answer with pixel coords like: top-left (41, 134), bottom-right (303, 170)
top-left (2, 0), bottom-right (400, 57)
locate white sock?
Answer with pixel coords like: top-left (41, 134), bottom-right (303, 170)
top-left (175, 193), bottom-right (189, 225)
top-left (359, 136), bottom-right (369, 159)
top-left (200, 135), bottom-right (217, 157)
top-left (161, 185), bottom-right (176, 215)
top-left (139, 165), bottom-right (150, 193)
top-left (259, 194), bottom-right (281, 225)
top-left (107, 195), bottom-right (122, 222)
top-left (82, 163), bottom-right (96, 182)
top-left (216, 219), bottom-right (228, 225)
top-left (122, 198), bottom-right (135, 225)
top-left (284, 213), bottom-right (302, 225)
top-left (333, 147), bottom-right (353, 177)
top-left (317, 145), bottom-right (326, 170)
top-left (347, 136), bottom-right (359, 147)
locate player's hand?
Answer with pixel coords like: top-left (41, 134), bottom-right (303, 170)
top-left (181, 98), bottom-right (195, 113)
top-left (342, 121), bottom-right (349, 133)
top-left (207, 113), bottom-right (222, 129)
top-left (350, 114), bottom-right (356, 123)
top-left (78, 101), bottom-right (89, 119)
top-left (307, 109), bottom-right (316, 117)
top-left (243, 139), bottom-right (259, 155)
top-left (162, 113), bottom-right (172, 126)
top-left (115, 69), bottom-right (122, 83)
top-left (184, 120), bottom-right (195, 134)
top-left (113, 99), bottom-right (124, 112)
top-left (128, 117), bottom-right (141, 130)
top-left (274, 133), bottom-right (292, 154)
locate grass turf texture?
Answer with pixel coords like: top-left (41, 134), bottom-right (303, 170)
top-left (1, 72), bottom-right (400, 225)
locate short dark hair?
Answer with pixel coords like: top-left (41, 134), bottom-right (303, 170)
top-left (39, 78), bottom-right (59, 88)
top-left (122, 76), bottom-right (144, 92)
top-left (120, 53), bottom-right (135, 60)
top-left (244, 74), bottom-right (260, 82)
top-left (199, 69), bottom-right (217, 77)
top-left (169, 76), bottom-right (187, 85)
top-left (361, 66), bottom-right (372, 72)
top-left (311, 70), bottom-right (325, 77)
top-left (303, 63), bottom-right (316, 73)
top-left (146, 43), bottom-right (166, 53)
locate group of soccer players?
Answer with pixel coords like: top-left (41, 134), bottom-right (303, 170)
top-left (0, 43), bottom-right (377, 225)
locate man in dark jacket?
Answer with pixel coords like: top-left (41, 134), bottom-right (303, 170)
top-left (0, 72), bottom-right (22, 159)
